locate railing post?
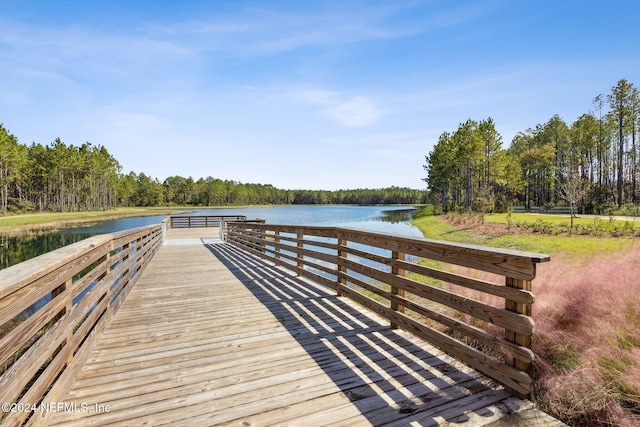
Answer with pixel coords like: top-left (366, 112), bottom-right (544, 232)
top-left (505, 276), bottom-right (533, 399)
top-left (162, 219), bottom-right (167, 243)
top-left (337, 235), bottom-right (347, 297)
top-left (390, 251), bottom-right (406, 328)
top-left (296, 233), bottom-right (303, 275)
top-left (274, 231), bottom-right (280, 260)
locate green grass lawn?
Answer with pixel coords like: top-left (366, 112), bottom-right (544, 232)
top-left (412, 210), bottom-right (636, 257)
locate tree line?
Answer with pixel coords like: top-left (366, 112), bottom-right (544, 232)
top-left (116, 173), bottom-right (427, 208)
top-left (0, 131), bottom-right (120, 213)
top-left (0, 124), bottom-right (426, 214)
top-left (424, 78), bottom-right (640, 214)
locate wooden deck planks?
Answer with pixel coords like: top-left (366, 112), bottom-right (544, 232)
top-left (46, 238), bottom-right (542, 427)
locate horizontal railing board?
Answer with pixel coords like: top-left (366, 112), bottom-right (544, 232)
top-left (229, 240), bottom-right (339, 292)
top-left (394, 259), bottom-right (535, 304)
top-left (0, 239), bottom-right (114, 325)
top-left (386, 292), bottom-right (535, 364)
top-left (339, 258), bottom-right (535, 337)
top-left (381, 306), bottom-right (533, 396)
top-left (337, 227), bottom-right (549, 263)
top-left (0, 235), bottom-right (111, 298)
top-left (340, 244), bottom-right (390, 265)
top-left (337, 228), bottom-right (547, 281)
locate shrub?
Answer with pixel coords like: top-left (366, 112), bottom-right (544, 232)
top-left (518, 220), bottom-right (532, 230)
top-left (592, 217), bottom-right (605, 236)
top-left (614, 203), bottom-right (640, 217)
top-left (623, 221), bottom-right (635, 236)
top-left (575, 223), bottom-right (592, 235)
top-left (532, 219), bottom-right (553, 234)
top-left (594, 202), bottom-right (618, 215)
top-left (604, 219), bottom-right (636, 237)
top-left (506, 210), bottom-right (513, 229)
top-left (556, 222), bottom-right (570, 235)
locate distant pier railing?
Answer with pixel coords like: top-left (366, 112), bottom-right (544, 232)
top-left (0, 224), bottom-right (163, 426)
top-left (226, 221), bottom-right (550, 398)
top-left (167, 215), bottom-right (263, 241)
top-left (169, 215), bottom-right (247, 229)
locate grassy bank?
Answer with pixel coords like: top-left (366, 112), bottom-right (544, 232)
top-left (0, 207), bottom-right (188, 236)
top-left (411, 209), bottom-right (640, 426)
top-left (412, 210), bottom-right (636, 257)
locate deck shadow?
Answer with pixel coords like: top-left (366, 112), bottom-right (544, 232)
top-left (205, 243), bottom-right (508, 426)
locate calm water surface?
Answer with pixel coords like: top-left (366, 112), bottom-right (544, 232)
top-left (0, 206), bottom-right (422, 270)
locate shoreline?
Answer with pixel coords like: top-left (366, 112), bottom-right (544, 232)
top-left (0, 208), bottom-right (188, 237)
top-left (1, 204), bottom-right (419, 237)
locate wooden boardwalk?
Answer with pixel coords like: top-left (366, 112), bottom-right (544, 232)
top-left (45, 229), bottom-right (558, 426)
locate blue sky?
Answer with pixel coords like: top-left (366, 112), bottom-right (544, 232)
top-left (1, 1), bottom-right (639, 190)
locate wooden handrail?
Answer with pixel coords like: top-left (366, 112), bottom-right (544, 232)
top-left (226, 222), bottom-right (550, 398)
top-left (0, 224), bottom-right (163, 425)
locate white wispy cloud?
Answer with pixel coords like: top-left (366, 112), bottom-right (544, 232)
top-left (147, 4), bottom-right (430, 56)
top-left (325, 130), bottom-right (428, 146)
top-left (0, 19), bottom-right (192, 81)
top-left (325, 96), bottom-right (383, 127)
top-left (292, 88), bottom-right (384, 127)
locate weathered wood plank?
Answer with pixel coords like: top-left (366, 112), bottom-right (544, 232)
top-left (485, 407), bottom-right (567, 426)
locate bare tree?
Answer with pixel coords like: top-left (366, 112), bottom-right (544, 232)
top-left (557, 173), bottom-right (586, 233)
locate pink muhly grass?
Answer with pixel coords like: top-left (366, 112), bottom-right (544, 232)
top-left (429, 246), bottom-right (640, 424)
top-left (531, 245), bottom-right (640, 425)
top-left (541, 367), bottom-right (634, 426)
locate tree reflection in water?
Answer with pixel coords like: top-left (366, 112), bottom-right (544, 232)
top-left (0, 231), bottom-right (93, 270)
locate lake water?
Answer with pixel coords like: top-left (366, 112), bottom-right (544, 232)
top-left (0, 206), bottom-right (423, 270)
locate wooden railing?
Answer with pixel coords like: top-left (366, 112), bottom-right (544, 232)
top-left (169, 215), bottom-right (247, 229)
top-left (226, 222), bottom-right (550, 398)
top-left (0, 223), bottom-right (164, 426)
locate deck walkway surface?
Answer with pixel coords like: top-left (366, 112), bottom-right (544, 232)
top-left (46, 229), bottom-right (561, 426)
